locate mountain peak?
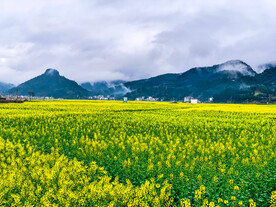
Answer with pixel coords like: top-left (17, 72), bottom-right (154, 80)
top-left (223, 60), bottom-right (245, 65)
top-left (217, 60), bottom-right (256, 76)
top-left (44, 68), bottom-right (60, 76)
top-left (10, 68), bottom-right (89, 99)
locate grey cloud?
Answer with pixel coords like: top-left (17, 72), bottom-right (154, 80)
top-left (0, 0), bottom-right (275, 84)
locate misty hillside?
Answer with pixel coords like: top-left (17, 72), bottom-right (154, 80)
top-left (81, 80), bottom-right (129, 98)
top-left (0, 82), bottom-right (15, 93)
top-left (124, 60), bottom-right (276, 103)
top-left (4, 60), bottom-right (276, 103)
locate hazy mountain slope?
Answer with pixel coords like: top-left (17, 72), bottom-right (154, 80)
top-left (81, 80), bottom-right (129, 97)
top-left (0, 82), bottom-right (15, 93)
top-left (5, 60), bottom-right (276, 103)
top-left (255, 67), bottom-right (276, 87)
top-left (124, 60), bottom-right (257, 101)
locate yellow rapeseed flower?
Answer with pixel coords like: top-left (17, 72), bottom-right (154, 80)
top-left (200, 185), bottom-right (206, 194)
top-left (195, 190), bottom-right (202, 200)
top-left (231, 196), bottom-right (236, 200)
top-left (271, 191), bottom-right (276, 205)
top-left (209, 201), bottom-right (215, 207)
top-left (234, 185), bottom-right (240, 191)
top-left (218, 198), bottom-right (223, 203)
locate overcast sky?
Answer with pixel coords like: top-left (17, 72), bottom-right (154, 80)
top-left (0, 0), bottom-right (275, 84)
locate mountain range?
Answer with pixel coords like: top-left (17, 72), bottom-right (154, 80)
top-left (2, 60), bottom-right (276, 103)
top-left (125, 60), bottom-right (276, 103)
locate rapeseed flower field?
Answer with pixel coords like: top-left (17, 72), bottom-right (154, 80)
top-left (0, 101), bottom-right (275, 206)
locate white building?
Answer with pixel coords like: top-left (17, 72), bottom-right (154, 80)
top-left (191, 99), bottom-right (199, 104)
top-left (184, 96), bottom-right (193, 103)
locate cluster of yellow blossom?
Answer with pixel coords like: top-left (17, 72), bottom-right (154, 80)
top-left (271, 191), bottom-right (276, 207)
top-left (0, 100), bottom-right (275, 206)
top-left (0, 138), bottom-right (172, 206)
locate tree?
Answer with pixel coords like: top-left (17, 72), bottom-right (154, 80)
top-left (28, 92), bottom-right (35, 100)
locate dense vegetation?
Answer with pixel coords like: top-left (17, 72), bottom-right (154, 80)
top-left (9, 69), bottom-right (89, 99)
top-left (125, 63), bottom-right (276, 103)
top-left (0, 101), bottom-right (275, 206)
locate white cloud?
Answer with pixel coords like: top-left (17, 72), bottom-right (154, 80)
top-left (0, 0), bottom-right (275, 84)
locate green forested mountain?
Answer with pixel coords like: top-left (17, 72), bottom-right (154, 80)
top-left (10, 69), bottom-right (89, 99)
top-left (6, 60), bottom-right (276, 103)
top-left (124, 60), bottom-right (276, 103)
